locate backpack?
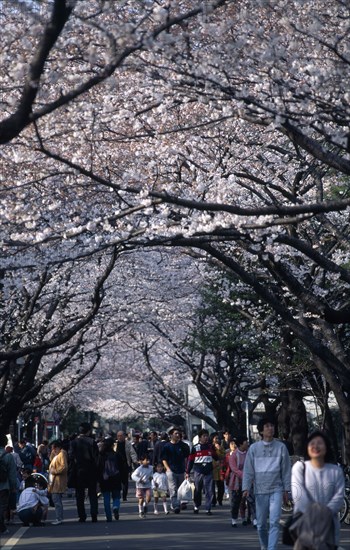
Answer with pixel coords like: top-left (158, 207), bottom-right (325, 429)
top-left (0, 452), bottom-right (8, 482)
top-left (103, 454), bottom-right (119, 480)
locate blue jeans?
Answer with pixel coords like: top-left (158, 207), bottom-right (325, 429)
top-left (102, 490), bottom-right (120, 521)
top-left (255, 491), bottom-right (282, 550)
top-left (51, 493), bottom-right (64, 522)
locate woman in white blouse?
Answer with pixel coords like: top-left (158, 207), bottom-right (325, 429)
top-left (291, 431), bottom-right (345, 548)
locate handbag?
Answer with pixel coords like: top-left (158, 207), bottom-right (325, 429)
top-left (282, 511), bottom-right (303, 545)
top-left (281, 461), bottom-right (307, 546)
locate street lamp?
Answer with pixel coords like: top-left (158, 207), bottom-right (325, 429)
top-left (241, 400), bottom-right (252, 442)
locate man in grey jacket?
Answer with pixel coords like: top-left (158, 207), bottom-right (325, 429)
top-left (0, 433), bottom-right (18, 535)
top-left (242, 418), bottom-right (291, 550)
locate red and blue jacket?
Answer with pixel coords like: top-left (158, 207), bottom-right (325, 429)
top-left (186, 443), bottom-right (218, 476)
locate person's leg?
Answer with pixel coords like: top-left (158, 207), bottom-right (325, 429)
top-left (51, 492), bottom-right (64, 522)
top-left (138, 493), bottom-right (145, 517)
top-left (255, 494), bottom-right (269, 550)
top-left (18, 508), bottom-right (33, 526)
top-left (0, 489), bottom-right (9, 533)
top-left (87, 482), bottom-right (98, 521)
top-left (75, 486), bottom-right (87, 521)
top-left (212, 480), bottom-right (217, 506)
top-left (166, 470), bottom-right (177, 510)
top-left (103, 491), bottom-right (112, 521)
top-left (193, 471), bottom-right (203, 510)
top-left (217, 480), bottom-right (225, 505)
top-left (230, 490), bottom-right (242, 526)
top-left (32, 506), bottom-right (43, 525)
top-left (203, 474), bottom-right (214, 512)
top-left (173, 473), bottom-right (184, 511)
top-left (162, 495), bottom-right (168, 514)
top-left (267, 491), bottom-right (282, 550)
top-left (145, 489), bottom-right (151, 506)
top-left (112, 489), bottom-right (120, 519)
top-left (121, 469), bottom-right (128, 500)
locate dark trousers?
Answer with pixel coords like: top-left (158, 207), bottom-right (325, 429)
top-left (75, 483), bottom-right (98, 521)
top-left (18, 505), bottom-right (43, 526)
top-left (231, 489), bottom-right (243, 519)
top-left (212, 479), bottom-right (225, 505)
top-left (120, 469), bottom-right (129, 500)
top-left (193, 471), bottom-right (213, 511)
top-left (0, 489), bottom-right (9, 532)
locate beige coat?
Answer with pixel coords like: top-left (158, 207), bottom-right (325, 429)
top-left (48, 449), bottom-right (68, 494)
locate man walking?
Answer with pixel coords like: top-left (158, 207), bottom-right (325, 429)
top-left (161, 428), bottom-right (190, 513)
top-left (69, 422), bottom-right (99, 522)
top-left (186, 428), bottom-right (217, 515)
top-left (115, 431), bottom-right (137, 501)
top-left (242, 417), bottom-right (291, 550)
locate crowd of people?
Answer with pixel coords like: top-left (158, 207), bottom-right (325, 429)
top-left (0, 417), bottom-right (347, 549)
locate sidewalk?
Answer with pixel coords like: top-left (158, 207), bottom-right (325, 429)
top-left (1, 494), bottom-right (350, 550)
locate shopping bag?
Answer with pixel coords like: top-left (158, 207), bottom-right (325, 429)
top-left (177, 479), bottom-right (193, 501)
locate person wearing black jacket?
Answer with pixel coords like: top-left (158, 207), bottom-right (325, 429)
top-left (69, 422), bottom-right (99, 523)
top-left (97, 437), bottom-right (122, 521)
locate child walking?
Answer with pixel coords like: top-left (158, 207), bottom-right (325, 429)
top-left (131, 454), bottom-right (153, 518)
top-left (152, 463), bottom-right (169, 515)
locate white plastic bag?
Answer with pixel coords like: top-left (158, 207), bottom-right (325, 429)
top-left (177, 478), bottom-right (193, 502)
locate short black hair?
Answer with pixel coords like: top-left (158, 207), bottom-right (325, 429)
top-left (168, 427), bottom-right (181, 436)
top-left (25, 477), bottom-right (36, 488)
top-left (78, 422), bottom-right (91, 435)
top-left (234, 435), bottom-right (248, 447)
top-left (198, 429), bottom-right (209, 438)
top-left (139, 453), bottom-right (149, 461)
top-left (305, 431), bottom-right (334, 463)
top-left (257, 417), bottom-right (275, 435)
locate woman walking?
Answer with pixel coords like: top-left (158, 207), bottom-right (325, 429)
top-left (291, 431), bottom-right (345, 549)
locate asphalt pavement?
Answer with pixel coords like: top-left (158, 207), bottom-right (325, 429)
top-left (1, 492), bottom-right (350, 550)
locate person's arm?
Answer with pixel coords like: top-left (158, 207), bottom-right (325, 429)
top-left (281, 444), bottom-right (292, 492)
top-left (242, 447), bottom-right (254, 496)
top-left (229, 451), bottom-right (243, 480)
top-left (327, 467), bottom-right (345, 514)
top-left (161, 446), bottom-right (171, 472)
top-left (291, 461), bottom-right (309, 513)
top-left (128, 442), bottom-right (138, 466)
top-left (7, 454), bottom-right (18, 492)
top-left (51, 451), bottom-right (68, 475)
top-left (186, 447), bottom-right (195, 475)
top-left (131, 465), bottom-right (142, 482)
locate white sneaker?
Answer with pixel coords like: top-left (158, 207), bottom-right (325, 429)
top-left (154, 509), bottom-right (159, 515)
top-left (231, 519), bottom-right (237, 528)
top-left (51, 520), bottom-right (63, 525)
top-left (253, 519), bottom-right (258, 528)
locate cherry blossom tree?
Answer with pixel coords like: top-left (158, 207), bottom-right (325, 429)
top-left (2, 0), bottom-right (350, 459)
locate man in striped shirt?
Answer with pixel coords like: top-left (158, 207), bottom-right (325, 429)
top-left (186, 429), bottom-right (217, 515)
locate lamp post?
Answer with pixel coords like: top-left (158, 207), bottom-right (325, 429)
top-left (241, 400), bottom-right (252, 442)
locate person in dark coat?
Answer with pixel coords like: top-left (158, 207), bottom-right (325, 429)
top-left (97, 437), bottom-right (122, 521)
top-left (69, 422), bottom-right (99, 523)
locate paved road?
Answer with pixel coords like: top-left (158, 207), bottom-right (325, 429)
top-left (1, 494), bottom-right (350, 550)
